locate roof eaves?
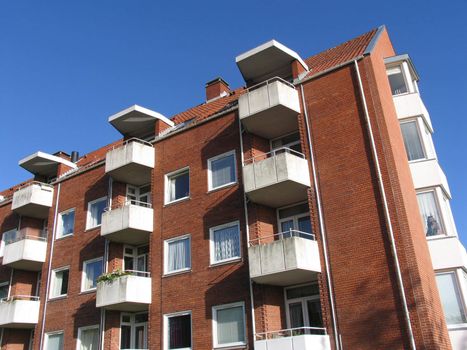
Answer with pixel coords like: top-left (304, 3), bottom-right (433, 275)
top-left (363, 25), bottom-right (387, 55)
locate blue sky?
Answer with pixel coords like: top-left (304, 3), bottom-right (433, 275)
top-left (0, 1), bottom-right (466, 244)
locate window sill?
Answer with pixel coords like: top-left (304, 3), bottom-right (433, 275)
top-left (208, 182), bottom-right (238, 194)
top-left (210, 257), bottom-right (242, 268)
top-left (48, 295), bottom-right (68, 302)
top-left (84, 225), bottom-right (101, 233)
top-left (213, 343), bottom-right (247, 350)
top-left (163, 269), bottom-right (192, 278)
top-left (164, 196), bottom-right (191, 207)
top-left (79, 289), bottom-right (97, 295)
top-left (447, 323), bottom-right (467, 331)
top-left (426, 234), bottom-right (453, 241)
top-left (407, 157), bottom-right (436, 164)
top-left (55, 234), bottom-right (74, 241)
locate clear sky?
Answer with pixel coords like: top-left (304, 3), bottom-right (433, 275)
top-left (0, 1), bottom-right (466, 244)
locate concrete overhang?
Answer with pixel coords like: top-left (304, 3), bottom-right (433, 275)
top-left (19, 151), bottom-right (77, 177)
top-left (108, 105), bottom-right (174, 138)
top-left (236, 40), bottom-right (308, 85)
top-left (384, 54), bottom-right (420, 81)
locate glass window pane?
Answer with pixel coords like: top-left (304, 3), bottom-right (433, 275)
top-left (120, 325), bottom-right (131, 349)
top-left (436, 273), bottom-right (466, 324)
top-left (168, 314), bottom-right (191, 349)
top-left (88, 198), bottom-right (106, 228)
top-left (288, 302), bottom-right (304, 328)
top-left (217, 306), bottom-right (245, 345)
top-left (307, 300), bottom-right (323, 328)
top-left (387, 66), bottom-right (408, 95)
top-left (60, 270), bottom-right (69, 295)
top-left (169, 171), bottom-right (189, 201)
top-left (0, 283), bottom-right (9, 299)
top-left (213, 224), bottom-right (240, 262)
top-left (135, 326), bottom-right (146, 349)
top-left (417, 192), bottom-right (445, 236)
top-left (79, 327), bottom-right (99, 350)
top-left (84, 260), bottom-right (102, 290)
top-left (59, 210), bottom-right (75, 237)
top-left (286, 284), bottom-right (319, 299)
top-left (211, 154), bottom-right (235, 189)
top-left (46, 333), bottom-right (63, 350)
top-left (278, 204), bottom-right (309, 219)
top-left (135, 313), bottom-right (148, 323)
top-left (298, 216), bottom-right (312, 234)
top-left (167, 238), bottom-right (190, 273)
top-left (401, 121), bottom-right (425, 161)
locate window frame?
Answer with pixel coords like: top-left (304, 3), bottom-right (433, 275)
top-left (120, 312), bottom-right (148, 350)
top-left (386, 63), bottom-right (409, 96)
top-left (49, 266), bottom-right (70, 299)
top-left (284, 283), bottom-right (322, 330)
top-left (0, 228), bottom-right (17, 257)
top-left (76, 324), bottom-right (100, 350)
top-left (81, 257), bottom-right (104, 292)
top-left (270, 131), bottom-right (302, 152)
top-left (416, 188), bottom-right (447, 238)
top-left (164, 234), bottom-right (191, 276)
top-left (44, 330), bottom-right (64, 350)
top-left (212, 301), bottom-right (246, 348)
top-left (86, 196), bottom-right (107, 230)
top-left (56, 208), bottom-right (75, 239)
top-left (0, 281), bottom-right (9, 300)
top-left (209, 221), bottom-right (242, 266)
top-left (163, 310), bottom-right (192, 350)
top-left (435, 270), bottom-right (467, 327)
top-left (165, 167), bottom-right (190, 205)
top-left (207, 150), bottom-right (237, 191)
top-left (400, 119), bottom-right (427, 162)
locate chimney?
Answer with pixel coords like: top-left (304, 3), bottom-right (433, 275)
top-left (205, 77), bottom-right (230, 102)
top-left (71, 151), bottom-right (80, 163)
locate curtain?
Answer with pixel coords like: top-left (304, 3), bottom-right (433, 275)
top-left (168, 238), bottom-right (190, 272)
top-left (212, 155), bottom-right (235, 188)
top-left (47, 333), bottom-right (64, 350)
top-left (217, 306), bottom-right (244, 344)
top-left (214, 225), bottom-right (240, 262)
top-left (80, 328), bottom-right (99, 350)
top-left (288, 302), bottom-right (304, 328)
top-left (417, 192), bottom-right (444, 236)
top-left (53, 272), bottom-right (63, 297)
top-left (62, 210), bottom-right (75, 235)
top-left (169, 315), bottom-right (191, 348)
top-left (401, 122), bottom-right (425, 161)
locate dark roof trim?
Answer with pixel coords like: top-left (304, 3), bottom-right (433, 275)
top-left (364, 25), bottom-right (386, 55)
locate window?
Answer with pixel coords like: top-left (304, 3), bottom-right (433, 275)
top-left (124, 245), bottom-right (149, 275)
top-left (208, 151), bottom-right (237, 190)
top-left (81, 258), bottom-right (103, 292)
top-left (417, 191), bottom-right (445, 236)
top-left (0, 281), bottom-right (8, 299)
top-left (271, 132), bottom-right (302, 153)
top-left (127, 184), bottom-right (152, 206)
top-left (285, 284), bottom-right (323, 333)
top-left (278, 203), bottom-right (312, 238)
top-left (86, 197), bottom-right (107, 229)
top-left (57, 208), bottom-right (75, 238)
top-left (50, 267), bottom-right (69, 298)
top-left (400, 121), bottom-right (425, 161)
top-left (212, 302), bottom-right (246, 348)
top-left (165, 168), bottom-right (190, 204)
top-left (77, 325), bottom-right (99, 350)
top-left (164, 235), bottom-right (191, 275)
top-left (387, 65), bottom-right (408, 95)
top-left (0, 228), bottom-right (17, 257)
top-left (164, 312), bottom-right (192, 350)
top-left (45, 331), bottom-right (64, 350)
top-left (209, 221), bottom-right (241, 265)
top-left (121, 313), bottom-right (148, 350)
top-left (436, 272), bottom-right (467, 325)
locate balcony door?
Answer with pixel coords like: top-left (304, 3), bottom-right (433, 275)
top-left (124, 245), bottom-right (149, 275)
top-left (271, 132), bottom-right (302, 153)
top-left (121, 312), bottom-right (148, 350)
top-left (285, 284), bottom-right (323, 332)
top-left (277, 203), bottom-right (312, 238)
top-left (126, 184), bottom-right (151, 206)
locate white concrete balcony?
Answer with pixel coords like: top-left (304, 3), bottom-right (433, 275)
top-left (255, 327), bottom-right (331, 350)
top-left (243, 148), bottom-right (310, 208)
top-left (239, 77), bottom-right (301, 139)
top-left (428, 236), bottom-right (467, 270)
top-left (248, 231), bottom-right (321, 286)
top-left (96, 272), bottom-right (151, 312)
top-left (393, 92), bottom-right (432, 129)
top-left (105, 138), bottom-right (154, 186)
top-left (2, 228), bottom-right (47, 271)
top-left (409, 159), bottom-right (451, 197)
top-left (0, 296), bottom-right (40, 328)
top-left (11, 182), bottom-right (54, 219)
top-left (101, 201), bottom-right (153, 245)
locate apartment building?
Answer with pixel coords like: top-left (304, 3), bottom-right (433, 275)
top-left (0, 25), bottom-right (465, 350)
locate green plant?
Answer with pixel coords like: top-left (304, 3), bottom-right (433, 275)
top-left (96, 269), bottom-right (131, 284)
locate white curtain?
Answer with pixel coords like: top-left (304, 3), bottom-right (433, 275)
top-left (47, 333), bottom-right (64, 350)
top-left (401, 122), bottom-right (425, 161)
top-left (212, 155), bottom-right (235, 188)
top-left (53, 272), bottom-right (63, 297)
top-left (168, 238), bottom-right (190, 272)
top-left (217, 306), bottom-right (244, 344)
top-left (417, 192), bottom-right (444, 236)
top-left (80, 328), bottom-right (99, 350)
top-left (214, 225), bottom-right (240, 262)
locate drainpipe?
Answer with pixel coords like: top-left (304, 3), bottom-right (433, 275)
top-left (39, 182), bottom-right (61, 350)
top-left (299, 84), bottom-right (341, 350)
top-left (237, 116), bottom-right (257, 341)
top-left (353, 60), bottom-right (416, 350)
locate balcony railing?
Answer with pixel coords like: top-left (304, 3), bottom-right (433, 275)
top-left (248, 230), bottom-right (321, 286)
top-left (239, 77), bottom-right (301, 139)
top-left (101, 200), bottom-right (153, 245)
top-left (96, 270), bottom-right (151, 312)
top-left (243, 147), bottom-right (311, 208)
top-left (0, 295), bottom-right (40, 328)
top-left (11, 181), bottom-right (54, 219)
top-left (2, 228), bottom-right (47, 271)
top-left (255, 327), bottom-right (331, 350)
top-left (105, 138), bottom-right (154, 186)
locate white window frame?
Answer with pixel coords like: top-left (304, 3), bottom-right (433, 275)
top-left (207, 150), bottom-right (237, 191)
top-left (81, 257), bottom-right (103, 292)
top-left (209, 221), bottom-right (241, 266)
top-left (86, 196), bottom-right (107, 230)
top-left (56, 208), bottom-right (75, 239)
top-left (164, 234), bottom-right (191, 275)
top-left (276, 202), bottom-right (311, 233)
top-left (436, 270), bottom-right (467, 327)
top-left (212, 301), bottom-right (246, 348)
top-left (400, 119), bottom-right (427, 162)
top-left (165, 167), bottom-right (190, 205)
top-left (163, 310), bottom-right (192, 350)
top-left (49, 266), bottom-right (70, 299)
top-left (126, 184), bottom-right (152, 206)
top-left (284, 283), bottom-right (321, 329)
top-left (0, 281), bottom-right (9, 300)
top-left (44, 330), bottom-right (64, 350)
top-left (270, 131), bottom-right (301, 151)
top-left (123, 244), bottom-right (149, 274)
top-left (76, 324), bottom-right (100, 350)
top-left (386, 63), bottom-right (410, 96)
top-left (417, 188), bottom-right (447, 238)
top-left (120, 312), bottom-right (148, 350)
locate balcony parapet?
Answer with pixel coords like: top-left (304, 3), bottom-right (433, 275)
top-left (254, 327), bottom-right (331, 350)
top-left (11, 181), bottom-right (54, 219)
top-left (2, 228), bottom-right (47, 271)
top-left (0, 295), bottom-right (40, 328)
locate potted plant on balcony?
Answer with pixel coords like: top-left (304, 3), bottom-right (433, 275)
top-left (96, 269), bottom-right (131, 284)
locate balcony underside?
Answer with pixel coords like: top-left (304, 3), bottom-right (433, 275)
top-left (103, 227), bottom-right (151, 245)
top-left (12, 203), bottom-right (50, 219)
top-left (106, 163), bottom-right (152, 186)
top-left (247, 180), bottom-right (309, 208)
